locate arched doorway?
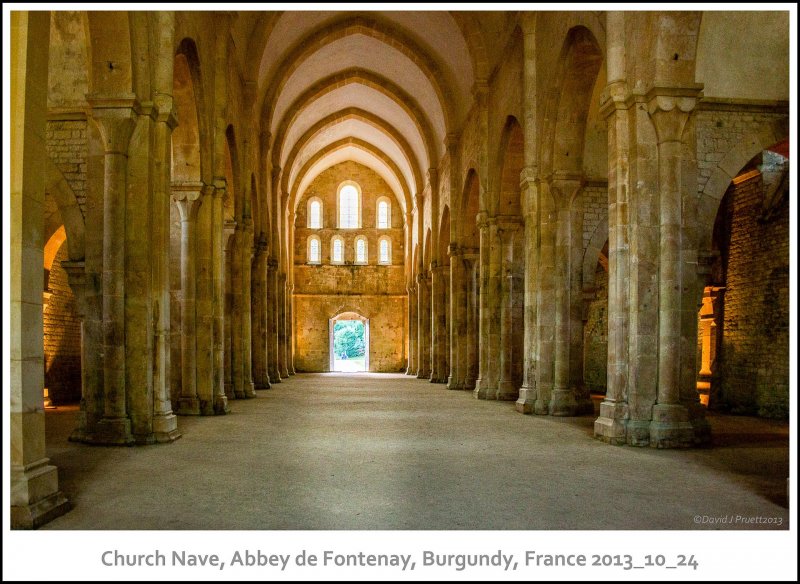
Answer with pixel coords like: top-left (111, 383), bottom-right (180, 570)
top-left (329, 312), bottom-right (370, 372)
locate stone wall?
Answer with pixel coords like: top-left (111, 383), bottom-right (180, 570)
top-left (695, 106), bottom-right (788, 197)
top-left (46, 119), bottom-right (88, 214)
top-left (582, 183), bottom-right (607, 251)
top-left (584, 263), bottom-right (608, 394)
top-left (294, 295), bottom-right (407, 372)
top-left (717, 170), bottom-right (789, 418)
top-left (293, 161), bottom-right (407, 372)
top-left (43, 243), bottom-right (82, 404)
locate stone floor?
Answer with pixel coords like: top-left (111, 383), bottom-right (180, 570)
top-left (42, 373), bottom-right (789, 530)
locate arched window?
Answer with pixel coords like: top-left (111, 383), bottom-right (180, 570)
top-left (331, 235), bottom-right (344, 264)
top-left (307, 197), bottom-right (322, 229)
top-left (338, 182), bottom-right (361, 228)
top-left (376, 197), bottom-right (391, 229)
top-left (355, 236), bottom-right (368, 264)
top-left (307, 235), bottom-right (321, 264)
top-left (378, 236), bottom-right (392, 265)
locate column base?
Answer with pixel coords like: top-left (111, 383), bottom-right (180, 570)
top-left (405, 368), bottom-right (416, 376)
top-left (176, 397), bottom-right (201, 416)
top-left (446, 376), bottom-right (463, 390)
top-left (496, 380), bottom-right (518, 401)
top-left (473, 384), bottom-right (497, 400)
top-left (430, 375), bottom-right (447, 384)
top-left (254, 381), bottom-right (272, 390)
top-left (11, 459), bottom-right (72, 529)
top-left (649, 404), bottom-right (694, 448)
top-left (689, 407), bottom-right (712, 446)
top-left (533, 398), bottom-right (550, 415)
top-left (594, 400), bottom-right (628, 444)
top-left (268, 369), bottom-right (281, 383)
top-left (463, 377), bottom-right (476, 391)
top-left (153, 412), bottom-right (181, 443)
top-left (244, 382), bottom-right (257, 398)
top-left (214, 394), bottom-right (230, 415)
top-left (515, 386), bottom-right (537, 414)
top-left (280, 368), bottom-right (290, 379)
top-left (94, 417), bottom-right (134, 445)
top-left (69, 409), bottom-right (90, 442)
top-left (626, 420), bottom-right (652, 447)
top-left (549, 389), bottom-right (578, 416)
top-left (416, 370), bottom-right (431, 380)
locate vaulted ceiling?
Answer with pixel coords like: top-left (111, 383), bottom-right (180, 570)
top-left (228, 10), bottom-right (516, 215)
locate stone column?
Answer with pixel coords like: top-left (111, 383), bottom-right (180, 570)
top-left (647, 87), bottom-right (700, 447)
top-left (151, 91), bottom-right (181, 435)
top-left (223, 220), bottom-right (237, 400)
top-left (533, 180), bottom-right (556, 414)
top-left (62, 262), bottom-right (91, 437)
top-left (10, 10), bottom-right (71, 528)
top-left (240, 219), bottom-right (257, 397)
top-left (267, 258), bottom-right (281, 382)
top-left (278, 272), bottom-right (289, 378)
top-left (447, 245), bottom-right (464, 389)
top-left (287, 282), bottom-right (296, 375)
top-left (516, 169), bottom-right (539, 413)
top-left (195, 184), bottom-right (216, 415)
top-left (463, 253), bottom-right (480, 390)
top-left (550, 177), bottom-right (591, 415)
top-left (287, 209), bottom-right (297, 376)
top-left (594, 13), bottom-right (630, 442)
top-left (212, 183), bottom-right (229, 413)
top-left (230, 224), bottom-right (245, 399)
top-left (172, 185), bottom-right (203, 414)
top-left (252, 235), bottom-right (270, 390)
top-left (406, 285), bottom-right (418, 375)
top-left (430, 263), bottom-right (447, 383)
top-left (89, 97), bottom-right (138, 444)
top-left (496, 220), bottom-right (520, 401)
top-left (474, 214), bottom-right (499, 399)
top-left (416, 273), bottom-right (431, 378)
top-left (148, 11), bottom-right (179, 434)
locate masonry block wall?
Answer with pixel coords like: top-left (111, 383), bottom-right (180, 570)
top-left (717, 169), bottom-right (789, 418)
top-left (43, 243), bottom-right (82, 404)
top-left (293, 161), bottom-right (407, 372)
top-left (584, 263), bottom-right (608, 394)
top-left (46, 119), bottom-right (88, 212)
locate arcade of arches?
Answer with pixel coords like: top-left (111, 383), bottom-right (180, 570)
top-left (9, 10), bottom-right (790, 528)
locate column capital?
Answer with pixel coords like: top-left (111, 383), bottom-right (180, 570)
top-left (476, 211), bottom-right (494, 230)
top-left (171, 181), bottom-right (204, 202)
top-left (427, 167), bottom-right (438, 187)
top-left (153, 92), bottom-right (178, 129)
top-left (599, 81), bottom-right (637, 120)
top-left (550, 173), bottom-right (583, 202)
top-left (213, 176), bottom-right (227, 194)
top-left (646, 85), bottom-right (703, 143)
top-left (495, 214), bottom-right (523, 229)
top-left (519, 165), bottom-right (538, 188)
top-left (61, 260), bottom-right (87, 316)
top-left (416, 272), bottom-right (430, 285)
top-left (87, 95), bottom-right (139, 154)
top-left (444, 132), bottom-right (460, 152)
top-left (447, 242), bottom-right (464, 258)
top-left (472, 79), bottom-right (489, 102)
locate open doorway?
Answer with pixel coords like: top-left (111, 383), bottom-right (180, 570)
top-left (329, 312), bottom-right (369, 372)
